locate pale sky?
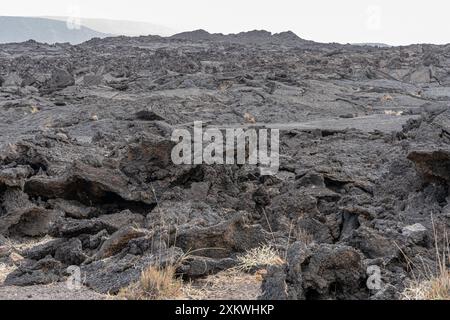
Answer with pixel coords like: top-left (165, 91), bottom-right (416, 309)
top-left (1, 0), bottom-right (449, 45)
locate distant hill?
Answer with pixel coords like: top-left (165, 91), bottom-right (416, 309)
top-left (0, 16), bottom-right (109, 44)
top-left (1, 17), bottom-right (386, 48)
top-left (43, 16), bottom-right (176, 37)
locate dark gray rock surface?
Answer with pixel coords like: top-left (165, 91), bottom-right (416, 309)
top-left (0, 32), bottom-right (449, 299)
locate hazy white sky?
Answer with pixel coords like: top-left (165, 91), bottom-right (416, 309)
top-left (1, 0), bottom-right (449, 45)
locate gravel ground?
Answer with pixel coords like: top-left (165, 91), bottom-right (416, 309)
top-left (182, 270), bottom-right (262, 300)
top-left (0, 283), bottom-right (109, 300)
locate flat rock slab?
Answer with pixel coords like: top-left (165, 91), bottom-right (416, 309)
top-left (270, 114), bottom-right (420, 133)
top-left (0, 283), bottom-right (107, 300)
top-left (214, 114), bottom-right (420, 133)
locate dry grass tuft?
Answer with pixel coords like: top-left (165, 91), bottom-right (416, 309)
top-left (402, 270), bottom-right (449, 300)
top-left (235, 245), bottom-right (284, 271)
top-left (295, 228), bottom-right (314, 245)
top-left (0, 236), bottom-right (55, 285)
top-left (118, 265), bottom-right (182, 300)
top-left (5, 235), bottom-right (54, 252)
top-left (182, 269), bottom-right (262, 300)
top-left (401, 218), bottom-right (449, 300)
top-left (0, 262), bottom-right (17, 284)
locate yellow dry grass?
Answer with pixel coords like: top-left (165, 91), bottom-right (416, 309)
top-left (118, 265), bottom-right (182, 300)
top-left (402, 270), bottom-right (449, 300)
top-left (235, 245), bottom-right (284, 271)
top-left (401, 219), bottom-right (449, 300)
top-left (182, 269), bottom-right (262, 300)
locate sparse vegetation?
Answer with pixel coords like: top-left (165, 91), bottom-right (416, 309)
top-left (0, 262), bottom-right (17, 284)
top-left (235, 245), bottom-right (284, 271)
top-left (0, 236), bottom-right (54, 285)
top-left (402, 270), bottom-right (450, 300)
top-left (182, 269), bottom-right (262, 300)
top-left (118, 264), bottom-right (182, 300)
top-left (402, 220), bottom-right (449, 300)
top-left (295, 228), bottom-right (314, 245)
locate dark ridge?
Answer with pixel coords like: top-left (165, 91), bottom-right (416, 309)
top-left (170, 29), bottom-right (213, 41)
top-left (170, 29), bottom-right (311, 44)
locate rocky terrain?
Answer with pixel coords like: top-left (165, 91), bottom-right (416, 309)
top-left (0, 30), bottom-right (449, 300)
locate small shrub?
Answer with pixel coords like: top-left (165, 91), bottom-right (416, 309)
top-left (402, 270), bottom-right (449, 300)
top-left (118, 265), bottom-right (182, 300)
top-left (402, 219), bottom-right (449, 300)
top-left (236, 245), bottom-right (284, 271)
